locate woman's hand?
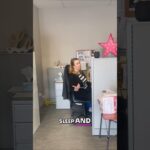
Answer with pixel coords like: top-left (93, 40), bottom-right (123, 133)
top-left (72, 83), bottom-right (80, 91)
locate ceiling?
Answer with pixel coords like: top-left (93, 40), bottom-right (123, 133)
top-left (34, 0), bottom-right (114, 8)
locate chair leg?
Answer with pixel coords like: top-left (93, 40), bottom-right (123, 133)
top-left (99, 113), bottom-right (103, 138)
top-left (106, 120), bottom-right (111, 150)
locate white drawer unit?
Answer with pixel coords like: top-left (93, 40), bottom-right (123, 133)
top-left (48, 67), bottom-right (64, 102)
top-left (55, 81), bottom-right (70, 109)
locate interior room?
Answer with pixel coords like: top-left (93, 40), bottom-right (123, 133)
top-left (33, 0), bottom-right (150, 149)
top-left (1, 0), bottom-right (150, 150)
top-left (33, 0), bottom-right (117, 150)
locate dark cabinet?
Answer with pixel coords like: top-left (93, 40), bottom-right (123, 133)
top-left (127, 22), bottom-right (150, 150)
top-left (0, 53), bottom-right (32, 149)
top-left (12, 100), bottom-right (32, 150)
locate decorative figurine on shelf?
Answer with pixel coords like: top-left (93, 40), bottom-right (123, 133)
top-left (98, 33), bottom-right (117, 57)
top-left (58, 72), bottom-right (63, 81)
top-left (21, 66), bottom-right (33, 91)
top-left (21, 66), bottom-right (33, 82)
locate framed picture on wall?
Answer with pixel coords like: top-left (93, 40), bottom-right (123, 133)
top-left (125, 0), bottom-right (135, 17)
top-left (76, 49), bottom-right (94, 65)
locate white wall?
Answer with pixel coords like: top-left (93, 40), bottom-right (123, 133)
top-left (38, 1), bottom-right (117, 98)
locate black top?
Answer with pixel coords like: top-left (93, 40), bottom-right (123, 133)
top-left (69, 72), bottom-right (91, 101)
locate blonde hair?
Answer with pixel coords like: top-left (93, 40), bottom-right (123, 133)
top-left (69, 58), bottom-right (81, 74)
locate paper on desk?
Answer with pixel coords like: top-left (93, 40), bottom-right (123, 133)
top-left (102, 97), bottom-right (115, 114)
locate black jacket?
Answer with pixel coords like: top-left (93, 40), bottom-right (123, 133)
top-left (62, 65), bottom-right (71, 99)
top-left (69, 73), bottom-right (91, 101)
top-left (62, 65), bottom-right (91, 101)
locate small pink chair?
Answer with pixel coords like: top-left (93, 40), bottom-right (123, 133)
top-left (98, 90), bottom-right (117, 150)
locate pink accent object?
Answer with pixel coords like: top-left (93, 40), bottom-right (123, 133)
top-left (102, 96), bottom-right (117, 121)
top-left (98, 34), bottom-right (117, 57)
top-left (98, 90), bottom-right (117, 120)
top-left (75, 123), bottom-right (92, 126)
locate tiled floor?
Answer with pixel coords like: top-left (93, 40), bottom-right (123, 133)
top-left (33, 105), bottom-right (117, 150)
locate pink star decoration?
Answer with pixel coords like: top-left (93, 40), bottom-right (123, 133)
top-left (98, 34), bottom-right (117, 57)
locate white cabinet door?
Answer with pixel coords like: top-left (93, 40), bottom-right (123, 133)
top-left (48, 68), bottom-right (64, 100)
top-left (55, 82), bottom-right (70, 109)
top-left (91, 58), bottom-right (117, 135)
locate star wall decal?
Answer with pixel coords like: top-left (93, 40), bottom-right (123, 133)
top-left (98, 34), bottom-right (117, 57)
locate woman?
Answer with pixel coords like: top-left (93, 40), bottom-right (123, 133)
top-left (69, 58), bottom-right (91, 115)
